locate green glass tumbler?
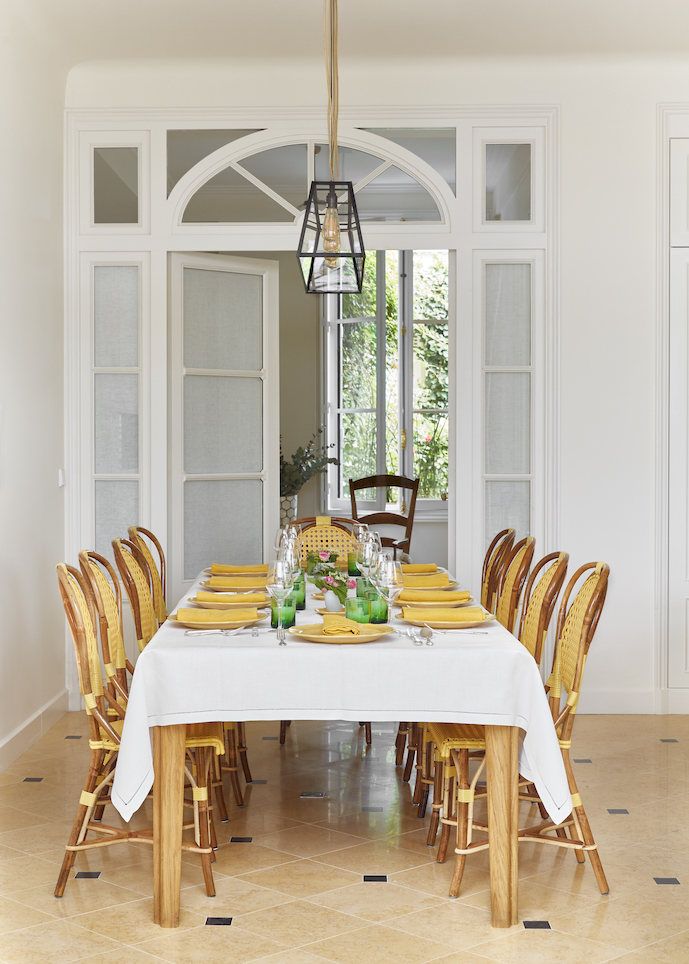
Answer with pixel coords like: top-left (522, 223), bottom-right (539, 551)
top-left (356, 577), bottom-right (373, 598)
top-left (293, 582), bottom-right (306, 611)
top-left (347, 551), bottom-right (361, 577)
top-left (271, 595), bottom-right (296, 629)
top-left (345, 596), bottom-right (370, 623)
top-left (366, 590), bottom-right (388, 624)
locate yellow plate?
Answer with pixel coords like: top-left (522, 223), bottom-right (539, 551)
top-left (192, 596), bottom-right (271, 611)
top-left (312, 592), bottom-right (324, 600)
top-left (393, 597), bottom-right (474, 609)
top-left (402, 579), bottom-right (460, 591)
top-left (203, 567), bottom-right (267, 576)
top-left (315, 606), bottom-right (345, 615)
top-left (396, 614), bottom-right (495, 630)
top-left (168, 613), bottom-right (269, 630)
top-left (200, 580), bottom-right (267, 593)
top-left (288, 623), bottom-right (394, 644)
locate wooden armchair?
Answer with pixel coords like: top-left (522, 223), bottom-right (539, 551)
top-left (349, 474), bottom-right (419, 558)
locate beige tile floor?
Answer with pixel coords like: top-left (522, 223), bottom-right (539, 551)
top-left (1, 714), bottom-right (689, 963)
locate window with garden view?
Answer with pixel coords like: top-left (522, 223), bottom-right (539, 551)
top-left (325, 250), bottom-right (449, 510)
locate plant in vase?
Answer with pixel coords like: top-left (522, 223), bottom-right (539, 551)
top-left (307, 559), bottom-right (356, 610)
top-left (280, 431), bottom-right (340, 526)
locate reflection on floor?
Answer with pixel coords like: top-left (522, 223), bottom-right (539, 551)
top-left (0, 714), bottom-right (688, 963)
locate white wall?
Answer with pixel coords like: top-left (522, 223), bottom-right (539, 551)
top-left (0, 5), bottom-right (69, 767)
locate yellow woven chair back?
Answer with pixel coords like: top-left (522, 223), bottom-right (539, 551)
top-left (296, 516), bottom-right (355, 566)
top-left (518, 551), bottom-right (569, 665)
top-left (79, 551), bottom-right (127, 683)
top-left (495, 536), bottom-right (535, 631)
top-left (57, 564), bottom-right (104, 705)
top-left (128, 526), bottom-right (167, 623)
top-left (112, 539), bottom-right (157, 652)
top-left (481, 528), bottom-right (515, 610)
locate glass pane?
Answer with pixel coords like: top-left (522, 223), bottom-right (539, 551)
top-left (414, 250), bottom-right (448, 321)
top-left (363, 128), bottom-right (456, 194)
top-left (94, 266), bottom-right (139, 367)
top-left (184, 376), bottom-right (262, 474)
top-left (385, 252), bottom-right (399, 476)
top-left (93, 148), bottom-right (138, 224)
top-left (238, 145), bottom-right (307, 210)
top-left (355, 166), bottom-right (441, 222)
top-left (167, 130), bottom-right (260, 195)
top-left (413, 413), bottom-right (448, 499)
top-left (485, 144), bottom-right (531, 222)
top-left (342, 254), bottom-right (376, 319)
top-left (485, 480), bottom-right (530, 547)
top-left (485, 263), bottom-right (531, 367)
top-left (413, 323), bottom-right (448, 410)
top-left (340, 413), bottom-right (376, 499)
top-left (185, 480), bottom-right (262, 580)
top-left (485, 373), bottom-right (531, 475)
top-left (95, 480), bottom-right (138, 561)
top-left (315, 144), bottom-right (384, 185)
top-left (182, 165), bottom-right (293, 222)
top-left (94, 374), bottom-right (139, 474)
top-left (183, 268), bottom-right (262, 371)
top-left (340, 321), bottom-right (376, 410)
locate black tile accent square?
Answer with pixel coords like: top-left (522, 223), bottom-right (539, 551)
top-left (607, 809), bottom-right (629, 814)
top-left (65, 735), bottom-right (82, 740)
top-left (250, 779), bottom-right (268, 784)
top-left (230, 836), bottom-right (253, 843)
top-left (574, 759), bottom-right (592, 763)
top-left (262, 736), bottom-right (278, 741)
top-left (661, 739), bottom-right (679, 743)
top-left (363, 875), bottom-right (388, 882)
top-left (300, 791), bottom-right (325, 798)
top-left (654, 877), bottom-right (681, 885)
top-left (75, 871), bottom-right (101, 879)
top-left (362, 806), bottom-right (384, 812)
top-left (23, 777), bottom-right (43, 783)
top-left (524, 921), bottom-right (551, 929)
top-left (206, 917), bottom-right (233, 925)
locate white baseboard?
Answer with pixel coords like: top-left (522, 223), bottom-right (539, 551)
top-left (0, 689), bottom-right (69, 773)
top-left (576, 689), bottom-right (658, 714)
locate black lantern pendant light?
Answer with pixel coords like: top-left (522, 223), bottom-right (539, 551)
top-left (297, 0), bottom-right (365, 294)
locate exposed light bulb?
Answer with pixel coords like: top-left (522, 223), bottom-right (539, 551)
top-left (322, 188), bottom-right (341, 270)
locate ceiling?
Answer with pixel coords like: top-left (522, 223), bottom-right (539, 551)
top-left (16, 0), bottom-right (689, 63)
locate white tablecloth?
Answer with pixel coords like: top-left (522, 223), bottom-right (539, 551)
top-left (111, 576), bottom-right (572, 826)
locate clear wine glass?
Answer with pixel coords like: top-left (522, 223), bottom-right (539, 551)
top-left (266, 559), bottom-right (295, 645)
top-left (375, 557), bottom-right (404, 611)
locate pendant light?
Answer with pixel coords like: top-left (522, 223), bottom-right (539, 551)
top-left (297, 0), bottom-right (365, 294)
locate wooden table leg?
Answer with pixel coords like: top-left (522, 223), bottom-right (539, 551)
top-left (153, 724), bottom-right (186, 927)
top-left (485, 725), bottom-right (519, 927)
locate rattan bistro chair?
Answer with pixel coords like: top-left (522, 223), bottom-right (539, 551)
top-left (481, 528), bottom-right (515, 614)
top-left (518, 551), bottom-right (570, 666)
top-left (494, 536), bottom-right (536, 631)
top-left (79, 550), bottom-right (134, 698)
top-left (349, 474), bottom-right (419, 558)
top-left (294, 516), bottom-right (356, 566)
top-left (128, 525), bottom-right (167, 623)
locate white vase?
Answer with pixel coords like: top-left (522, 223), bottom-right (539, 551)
top-left (279, 494), bottom-right (298, 527)
top-left (323, 590), bottom-right (342, 612)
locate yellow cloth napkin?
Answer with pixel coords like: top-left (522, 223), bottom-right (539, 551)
top-left (403, 573), bottom-right (450, 588)
top-left (176, 608), bottom-right (258, 622)
top-left (401, 563), bottom-right (438, 574)
top-left (399, 589), bottom-right (471, 603)
top-left (196, 591), bottom-right (268, 604)
top-left (403, 606), bottom-right (486, 622)
top-left (209, 576), bottom-right (267, 589)
top-left (210, 563), bottom-right (269, 574)
top-left (321, 613), bottom-right (361, 636)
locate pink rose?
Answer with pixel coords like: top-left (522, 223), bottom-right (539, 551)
top-left (347, 579), bottom-right (356, 589)
top-left (319, 550), bottom-right (330, 561)
top-left (425, 434), bottom-right (432, 442)
top-left (324, 575), bottom-right (336, 586)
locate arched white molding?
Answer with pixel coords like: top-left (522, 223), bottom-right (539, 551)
top-left (167, 127), bottom-right (454, 236)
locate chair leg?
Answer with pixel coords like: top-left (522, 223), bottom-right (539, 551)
top-left (403, 723), bottom-right (418, 783)
top-left (194, 747), bottom-right (216, 898)
top-left (437, 772), bottom-right (456, 863)
top-left (417, 730), bottom-right (433, 818)
top-left (563, 754), bottom-right (608, 894)
top-left (427, 757), bottom-right (444, 846)
top-left (55, 749), bottom-right (104, 897)
top-left (362, 723), bottom-right (372, 745)
top-left (212, 751), bottom-right (229, 823)
top-left (223, 726), bottom-right (244, 807)
top-left (237, 723), bottom-right (252, 783)
top-left (449, 750), bottom-right (470, 898)
top-left (396, 723), bottom-right (409, 766)
top-left (279, 720), bottom-right (291, 745)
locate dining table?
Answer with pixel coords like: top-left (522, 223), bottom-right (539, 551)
top-left (111, 571), bottom-right (572, 930)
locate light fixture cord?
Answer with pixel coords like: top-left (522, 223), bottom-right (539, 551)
top-left (324, 0), bottom-right (339, 181)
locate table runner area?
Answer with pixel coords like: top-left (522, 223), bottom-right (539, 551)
top-left (111, 575), bottom-right (572, 825)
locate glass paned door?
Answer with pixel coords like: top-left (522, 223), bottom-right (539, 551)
top-left (169, 253), bottom-right (279, 601)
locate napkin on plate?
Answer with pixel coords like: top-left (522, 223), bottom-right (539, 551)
top-left (176, 608), bottom-right (258, 622)
top-left (321, 613), bottom-right (361, 636)
top-left (196, 591), bottom-right (268, 604)
top-left (210, 563), bottom-right (269, 574)
top-left (401, 563), bottom-right (438, 574)
top-left (399, 588), bottom-right (471, 603)
top-left (402, 606), bottom-right (487, 622)
top-left (209, 576), bottom-right (267, 589)
top-left (403, 572), bottom-right (450, 588)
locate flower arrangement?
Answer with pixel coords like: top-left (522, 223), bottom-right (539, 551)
top-left (306, 549), bottom-right (338, 572)
top-left (280, 430), bottom-right (340, 497)
top-left (307, 556), bottom-right (356, 605)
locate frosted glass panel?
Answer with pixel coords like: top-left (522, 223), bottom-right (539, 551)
top-left (184, 376), bottom-right (262, 474)
top-left (486, 144), bottom-right (531, 222)
top-left (167, 130), bottom-right (260, 195)
top-left (184, 480), bottom-right (262, 579)
top-left (315, 145), bottom-right (383, 184)
top-left (485, 481), bottom-right (530, 546)
top-left (93, 266), bottom-right (139, 367)
top-left (485, 373), bottom-right (530, 475)
top-left (93, 148), bottom-right (138, 223)
top-left (485, 264), bottom-right (531, 367)
top-left (183, 268), bottom-right (262, 371)
top-left (356, 166), bottom-right (441, 222)
top-left (94, 374), bottom-right (139, 474)
top-left (95, 480), bottom-right (138, 560)
top-left (364, 128), bottom-right (456, 194)
top-left (238, 145), bottom-right (307, 210)
top-left (183, 165), bottom-right (293, 222)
